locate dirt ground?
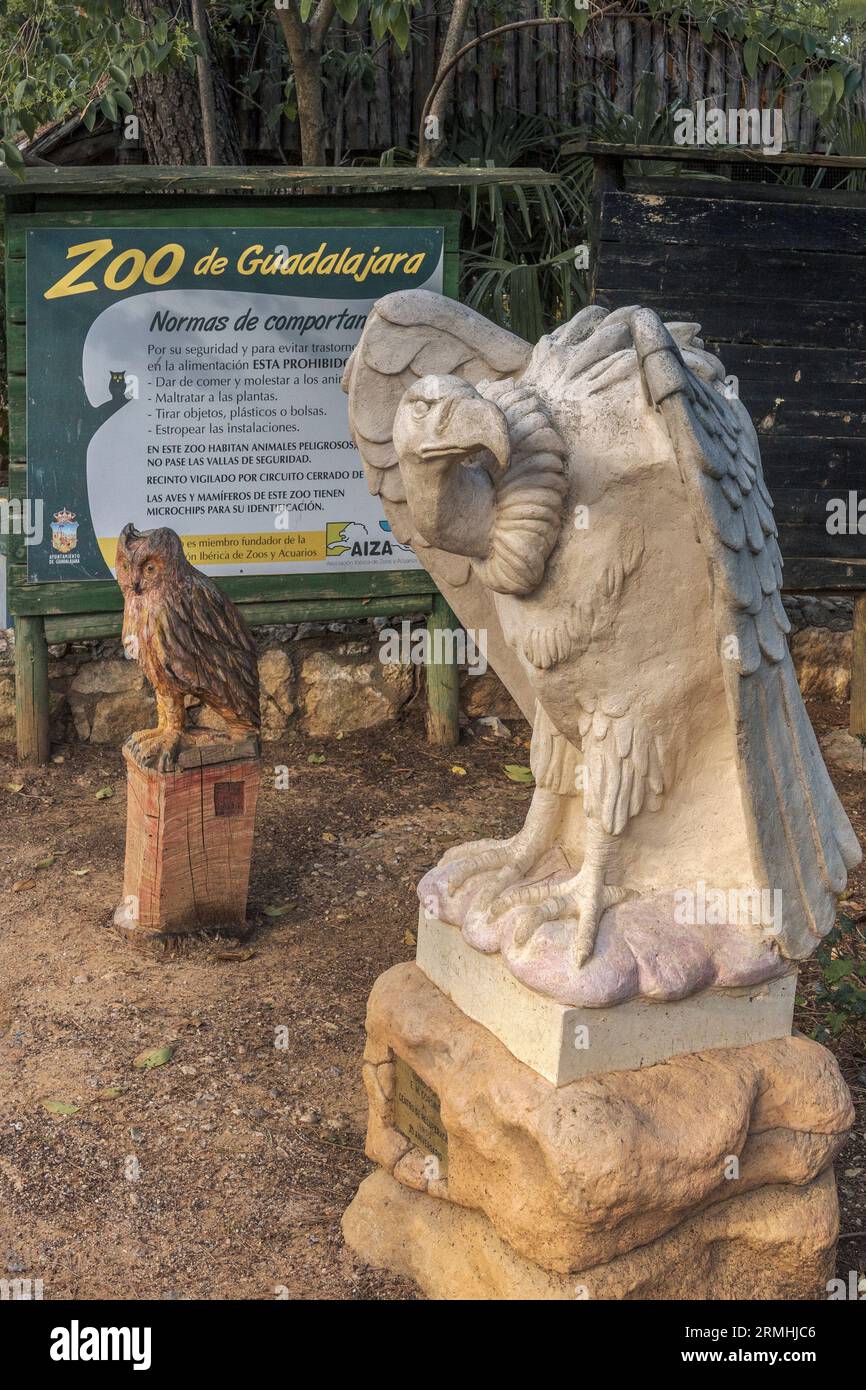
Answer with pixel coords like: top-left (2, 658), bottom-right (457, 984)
top-left (0, 698), bottom-right (863, 1301)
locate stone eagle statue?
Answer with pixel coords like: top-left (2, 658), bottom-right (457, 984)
top-left (344, 292), bottom-right (861, 1001)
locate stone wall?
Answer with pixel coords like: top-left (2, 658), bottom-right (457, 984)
top-left (785, 597), bottom-right (854, 704)
top-left (0, 594), bottom-right (855, 747)
top-left (0, 618), bottom-right (424, 746)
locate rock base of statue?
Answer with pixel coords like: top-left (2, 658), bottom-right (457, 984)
top-left (417, 909), bottom-right (798, 1085)
top-left (342, 963), bottom-right (851, 1301)
top-left (113, 734), bottom-right (261, 943)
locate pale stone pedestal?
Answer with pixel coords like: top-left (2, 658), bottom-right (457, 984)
top-left (342, 963), bottom-right (852, 1301)
top-left (417, 910), bottom-right (797, 1084)
top-left (345, 1167), bottom-right (839, 1301)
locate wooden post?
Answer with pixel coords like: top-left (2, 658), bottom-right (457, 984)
top-left (426, 592), bottom-right (460, 747)
top-left (589, 153), bottom-right (624, 303)
top-left (851, 593), bottom-right (866, 739)
top-left (15, 614), bottom-right (50, 765)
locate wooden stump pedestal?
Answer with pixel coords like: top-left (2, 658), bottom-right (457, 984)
top-left (114, 736), bottom-right (261, 941)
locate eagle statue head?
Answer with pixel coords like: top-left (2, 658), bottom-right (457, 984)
top-left (392, 373), bottom-right (566, 594)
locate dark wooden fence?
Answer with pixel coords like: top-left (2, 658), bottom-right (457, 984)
top-left (588, 148), bottom-right (866, 731)
top-left (233, 6), bottom-right (826, 160)
top-left (29, 6), bottom-right (838, 168)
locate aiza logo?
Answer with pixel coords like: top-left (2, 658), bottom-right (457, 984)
top-left (325, 519), bottom-right (408, 559)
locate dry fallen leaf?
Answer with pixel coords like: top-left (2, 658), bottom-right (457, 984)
top-left (307, 753), bottom-right (325, 765)
top-left (95, 787), bottom-right (113, 800)
top-left (41, 1099), bottom-right (80, 1117)
top-left (451, 765), bottom-right (467, 777)
top-left (34, 854), bottom-right (56, 870)
top-left (133, 1045), bottom-right (174, 1070)
top-left (214, 948), bottom-right (255, 962)
top-left (72, 867), bottom-right (92, 877)
top-left (403, 929), bottom-right (417, 947)
top-left (12, 879), bottom-right (36, 893)
top-left (95, 1087), bottom-right (122, 1101)
top-left (263, 903), bottom-right (293, 918)
top-left (4, 783), bottom-right (24, 794)
top-left (321, 832), bottom-right (336, 843)
top-left (503, 763), bottom-right (534, 784)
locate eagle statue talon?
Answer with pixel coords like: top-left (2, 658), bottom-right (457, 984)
top-left (435, 789), bottom-right (565, 925)
top-left (441, 841), bottom-right (530, 896)
top-left (432, 846), bottom-right (540, 931)
top-left (507, 870), bottom-right (632, 968)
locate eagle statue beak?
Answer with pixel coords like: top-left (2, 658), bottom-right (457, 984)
top-left (418, 393), bottom-right (511, 476)
top-left (393, 378), bottom-right (511, 560)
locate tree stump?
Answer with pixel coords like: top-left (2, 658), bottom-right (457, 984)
top-left (114, 735), bottom-right (261, 943)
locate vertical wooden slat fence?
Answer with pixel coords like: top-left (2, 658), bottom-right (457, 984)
top-left (220, 8), bottom-right (845, 160)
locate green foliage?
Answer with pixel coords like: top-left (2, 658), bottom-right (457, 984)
top-left (777, 95), bottom-right (866, 188)
top-left (205, 1), bottom-right (423, 136)
top-left (1, 1), bottom-right (865, 176)
top-left (639, 0), bottom-right (865, 127)
top-left (369, 1), bottom-right (414, 52)
top-left (588, 75), bottom-right (727, 180)
top-left (0, 0), bottom-right (423, 170)
top-left (0, 0), bottom-right (200, 172)
top-left (382, 111), bottom-right (593, 340)
top-left (811, 910), bottom-right (866, 1042)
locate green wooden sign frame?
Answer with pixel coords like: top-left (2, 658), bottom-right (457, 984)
top-left (1, 176), bottom-right (475, 762)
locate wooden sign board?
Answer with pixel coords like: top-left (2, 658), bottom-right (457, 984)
top-left (0, 167), bottom-right (519, 762)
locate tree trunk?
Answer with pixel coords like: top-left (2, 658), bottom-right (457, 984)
top-left (418, 0), bottom-right (474, 167)
top-left (274, 2), bottom-right (336, 166)
top-left (128, 0), bottom-right (243, 164)
top-left (191, 0), bottom-right (220, 164)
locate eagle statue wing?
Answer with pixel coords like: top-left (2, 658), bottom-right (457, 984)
top-left (631, 308), bottom-right (861, 958)
top-left (156, 574), bottom-right (260, 730)
top-left (343, 289), bottom-right (539, 719)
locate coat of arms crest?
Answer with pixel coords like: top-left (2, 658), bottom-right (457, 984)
top-left (50, 508), bottom-right (78, 553)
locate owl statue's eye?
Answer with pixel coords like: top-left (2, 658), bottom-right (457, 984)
top-left (412, 400), bottom-right (430, 418)
top-left (144, 562), bottom-right (158, 576)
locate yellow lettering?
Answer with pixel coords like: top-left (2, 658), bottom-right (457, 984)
top-left (237, 244), bottom-right (263, 275)
top-left (143, 243), bottom-right (184, 285)
top-left (43, 238), bottom-right (113, 300)
top-left (104, 248), bottom-right (146, 291)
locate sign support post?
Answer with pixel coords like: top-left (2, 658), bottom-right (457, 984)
top-left (14, 613), bottom-right (49, 764)
top-left (425, 593), bottom-right (460, 748)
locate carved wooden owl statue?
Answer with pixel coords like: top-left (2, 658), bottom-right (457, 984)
top-left (116, 523), bottom-right (260, 771)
